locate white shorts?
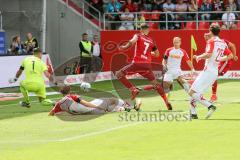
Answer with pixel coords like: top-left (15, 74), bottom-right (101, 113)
top-left (190, 70), bottom-right (217, 94)
top-left (163, 69), bottom-right (182, 82)
top-left (68, 99), bottom-right (119, 115)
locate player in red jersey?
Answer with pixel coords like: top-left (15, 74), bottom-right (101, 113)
top-left (204, 32), bottom-right (238, 102)
top-left (116, 23), bottom-right (172, 110)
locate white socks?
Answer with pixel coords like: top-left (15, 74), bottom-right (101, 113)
top-left (190, 97), bottom-right (197, 115)
top-left (192, 92), bottom-right (212, 108)
top-left (183, 82), bottom-right (190, 93)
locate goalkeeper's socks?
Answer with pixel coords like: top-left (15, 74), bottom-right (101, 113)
top-left (143, 85), bottom-right (154, 91)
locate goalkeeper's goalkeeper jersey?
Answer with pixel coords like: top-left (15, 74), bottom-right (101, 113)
top-left (21, 56), bottom-right (47, 83)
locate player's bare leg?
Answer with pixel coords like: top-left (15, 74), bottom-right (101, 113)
top-left (116, 70), bottom-right (140, 100)
top-left (211, 80), bottom-right (218, 102)
top-left (177, 76), bottom-right (190, 93)
top-left (189, 89), bottom-right (216, 119)
top-left (150, 80), bottom-right (172, 110)
top-left (162, 81), bottom-right (173, 99)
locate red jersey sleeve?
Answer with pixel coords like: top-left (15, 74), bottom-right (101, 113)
top-left (51, 102), bottom-right (62, 114)
top-left (182, 49), bottom-right (190, 61)
top-left (206, 40), bottom-right (214, 53)
top-left (69, 94), bottom-right (81, 103)
top-left (224, 48), bottom-right (232, 55)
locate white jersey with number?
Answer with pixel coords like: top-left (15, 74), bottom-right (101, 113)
top-left (190, 36), bottom-right (227, 94)
top-left (204, 37), bottom-right (228, 74)
top-left (164, 47), bottom-right (190, 71)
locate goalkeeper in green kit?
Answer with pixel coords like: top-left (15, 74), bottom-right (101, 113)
top-left (9, 48), bottom-right (54, 108)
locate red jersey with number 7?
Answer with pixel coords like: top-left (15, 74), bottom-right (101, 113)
top-left (130, 33), bottom-right (157, 63)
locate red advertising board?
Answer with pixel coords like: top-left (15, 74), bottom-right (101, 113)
top-left (101, 30), bottom-right (240, 71)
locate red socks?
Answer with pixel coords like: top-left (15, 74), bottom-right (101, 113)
top-left (143, 85), bottom-right (154, 91)
top-left (212, 81), bottom-right (218, 95)
top-left (118, 76), bottom-right (134, 89)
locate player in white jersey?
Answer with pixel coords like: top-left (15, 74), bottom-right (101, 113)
top-left (189, 23), bottom-right (233, 119)
top-left (49, 85), bottom-right (142, 116)
top-left (162, 37), bottom-right (195, 95)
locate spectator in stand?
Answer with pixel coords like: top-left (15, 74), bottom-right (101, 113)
top-left (90, 0), bottom-right (103, 16)
top-left (123, 0), bottom-right (137, 12)
top-left (9, 35), bottom-right (24, 55)
top-left (141, 0), bottom-right (153, 11)
top-left (152, 0), bottom-right (164, 11)
top-left (228, 0), bottom-right (237, 11)
top-left (135, 13), bottom-right (145, 29)
top-left (212, 0), bottom-right (224, 20)
top-left (237, 0), bottom-right (240, 10)
top-left (91, 35), bottom-right (102, 72)
top-left (162, 0), bottom-right (176, 29)
top-left (200, 0), bottom-right (213, 21)
top-left (106, 0), bottom-right (122, 29)
top-left (222, 6), bottom-right (237, 29)
top-left (175, 0), bottom-right (188, 29)
top-left (188, 0), bottom-right (198, 20)
top-left (79, 33), bottom-right (93, 73)
top-left (119, 8), bottom-right (135, 30)
top-left (24, 33), bottom-right (38, 54)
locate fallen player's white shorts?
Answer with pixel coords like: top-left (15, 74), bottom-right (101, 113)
top-left (163, 69), bottom-right (182, 82)
top-left (190, 70), bottom-right (217, 94)
top-left (69, 98), bottom-right (120, 114)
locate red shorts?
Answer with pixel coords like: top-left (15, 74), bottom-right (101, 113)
top-left (120, 63), bottom-right (156, 81)
top-left (218, 60), bottom-right (233, 76)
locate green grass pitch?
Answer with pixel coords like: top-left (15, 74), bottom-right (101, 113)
top-left (1, 80), bottom-right (240, 160)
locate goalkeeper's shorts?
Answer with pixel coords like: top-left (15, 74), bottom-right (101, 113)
top-left (20, 80), bottom-right (46, 98)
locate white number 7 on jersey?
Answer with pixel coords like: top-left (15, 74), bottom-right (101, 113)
top-left (143, 42), bottom-right (150, 55)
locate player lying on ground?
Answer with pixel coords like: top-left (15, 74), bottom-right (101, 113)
top-left (49, 85), bottom-right (142, 116)
top-left (189, 23), bottom-right (233, 119)
top-left (9, 48), bottom-right (54, 108)
top-left (116, 23), bottom-right (172, 110)
top-left (144, 37), bottom-right (195, 98)
top-left (204, 32), bottom-right (238, 102)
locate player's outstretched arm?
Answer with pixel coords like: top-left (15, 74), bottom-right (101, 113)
top-left (228, 42), bottom-right (238, 61)
top-left (9, 67), bottom-right (24, 83)
top-left (48, 109), bottom-right (55, 116)
top-left (119, 34), bottom-right (138, 51)
top-left (151, 49), bottom-right (160, 57)
top-left (218, 53), bottom-right (234, 62)
top-left (193, 52), bottom-right (212, 62)
top-left (186, 60), bottom-right (195, 72)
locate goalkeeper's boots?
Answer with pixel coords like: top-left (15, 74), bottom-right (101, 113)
top-left (19, 101), bottom-right (31, 108)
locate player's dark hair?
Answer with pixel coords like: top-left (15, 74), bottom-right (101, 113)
top-left (210, 23), bottom-right (220, 36)
top-left (60, 85), bottom-right (71, 95)
top-left (82, 33), bottom-right (88, 36)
